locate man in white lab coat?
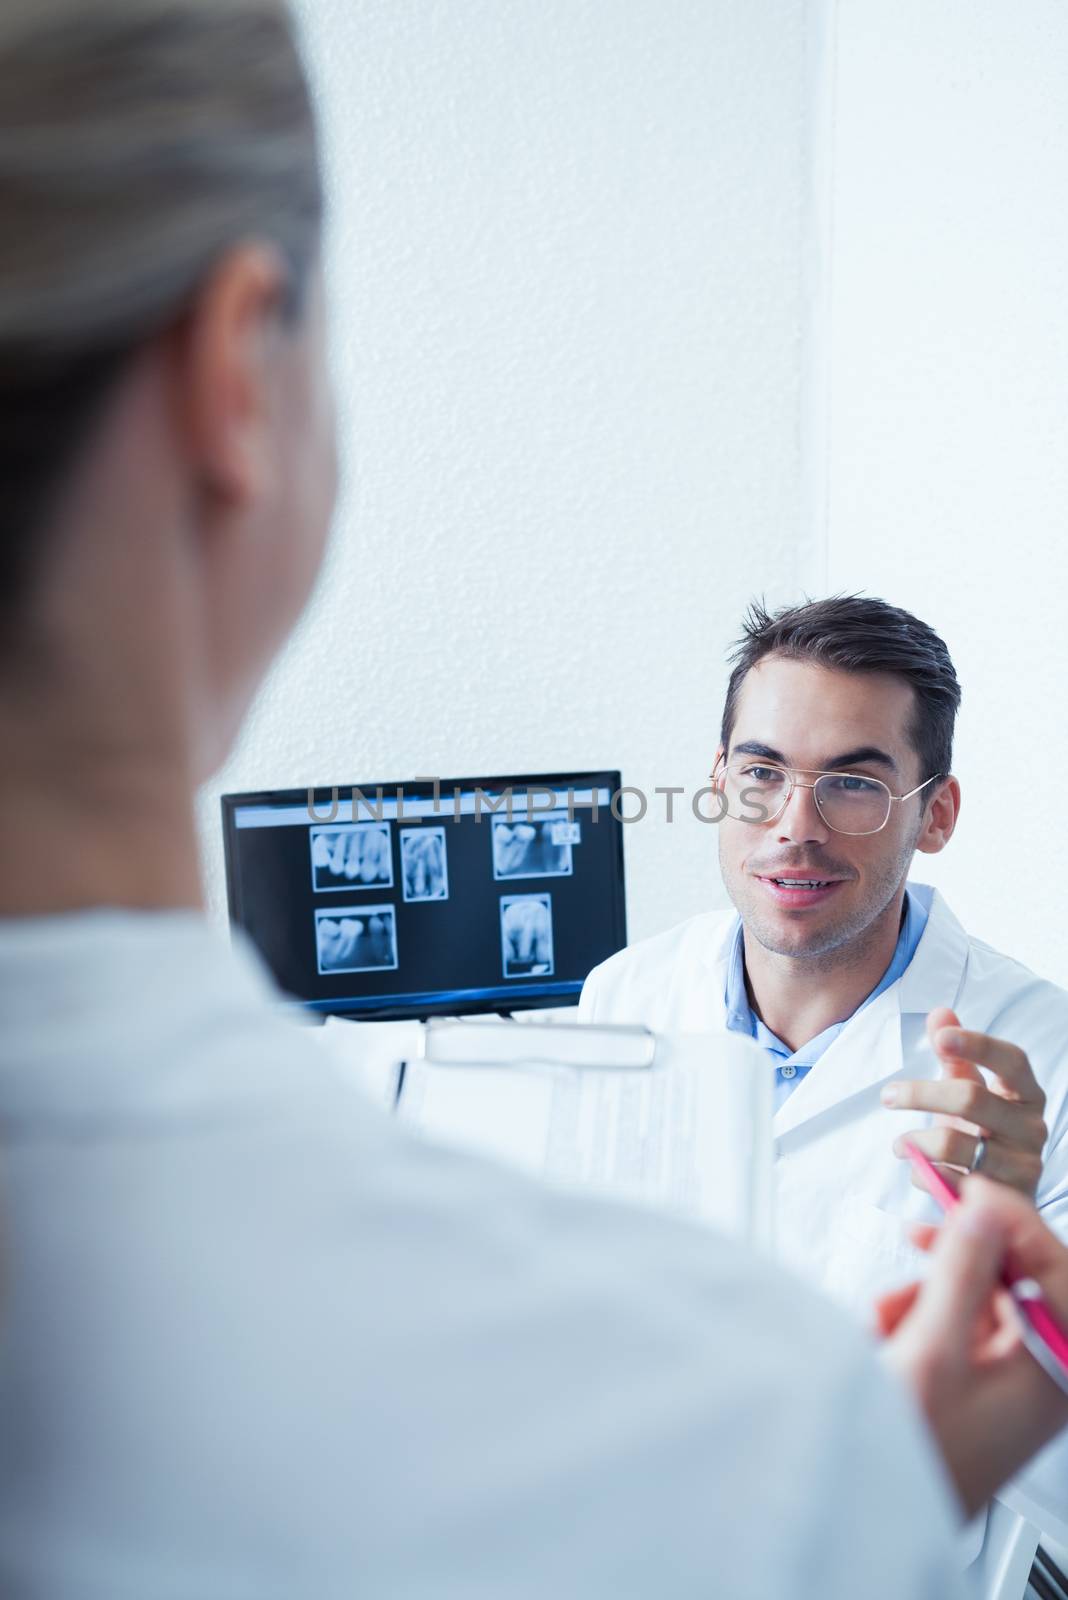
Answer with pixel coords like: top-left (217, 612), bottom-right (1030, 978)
top-left (580, 595), bottom-right (1068, 1565)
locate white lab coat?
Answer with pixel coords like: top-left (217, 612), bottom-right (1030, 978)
top-left (580, 881), bottom-right (1068, 1557)
top-left (0, 910), bottom-right (968, 1599)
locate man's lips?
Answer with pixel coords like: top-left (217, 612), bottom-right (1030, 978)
top-left (753, 871), bottom-right (851, 909)
top-left (753, 868), bottom-right (850, 883)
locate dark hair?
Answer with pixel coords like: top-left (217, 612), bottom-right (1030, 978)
top-left (719, 595), bottom-right (961, 788)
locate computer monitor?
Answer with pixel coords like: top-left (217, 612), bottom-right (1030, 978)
top-left (221, 770), bottom-right (627, 1020)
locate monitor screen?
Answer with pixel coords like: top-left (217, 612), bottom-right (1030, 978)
top-left (221, 770), bottom-right (627, 1019)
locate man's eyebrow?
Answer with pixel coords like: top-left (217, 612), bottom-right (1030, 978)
top-left (729, 740), bottom-right (898, 773)
top-left (823, 745), bottom-right (898, 773)
top-left (730, 741), bottom-right (788, 763)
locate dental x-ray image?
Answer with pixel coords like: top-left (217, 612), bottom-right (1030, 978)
top-left (491, 817), bottom-right (574, 880)
top-left (315, 905), bottom-right (399, 975)
top-left (500, 893), bottom-right (554, 978)
top-left (310, 822), bottom-right (393, 892)
top-left (401, 826), bottom-right (449, 902)
top-left (223, 770), bottom-right (624, 1017)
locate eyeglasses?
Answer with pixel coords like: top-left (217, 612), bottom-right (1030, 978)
top-left (712, 760), bottom-right (943, 837)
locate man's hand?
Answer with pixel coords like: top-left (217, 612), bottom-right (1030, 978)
top-left (879, 1177), bottom-right (1068, 1518)
top-left (883, 1006), bottom-right (1048, 1198)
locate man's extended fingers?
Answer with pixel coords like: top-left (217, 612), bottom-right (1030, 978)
top-left (883, 1077), bottom-right (1047, 1144)
top-left (896, 1125), bottom-right (983, 1171)
top-left (930, 1025), bottom-right (1045, 1106)
top-left (898, 1124), bottom-right (1043, 1198)
top-left (925, 1007), bottom-right (982, 1084)
top-left (926, 1005), bottom-right (960, 1043)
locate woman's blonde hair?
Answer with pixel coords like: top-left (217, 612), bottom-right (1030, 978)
top-left (0, 0), bottom-right (323, 617)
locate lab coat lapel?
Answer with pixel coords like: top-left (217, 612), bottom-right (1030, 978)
top-left (771, 888), bottom-right (971, 1141)
top-left (771, 988), bottom-right (902, 1140)
top-left (696, 913), bottom-right (735, 1032)
top-left (893, 887), bottom-right (972, 1019)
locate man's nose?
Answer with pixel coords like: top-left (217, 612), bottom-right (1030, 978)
top-left (775, 782), bottom-right (831, 845)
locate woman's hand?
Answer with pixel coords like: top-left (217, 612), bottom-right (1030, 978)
top-left (878, 1177), bottom-right (1068, 1519)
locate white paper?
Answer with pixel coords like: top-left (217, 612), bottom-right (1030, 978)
top-left (423, 1017), bottom-right (656, 1070)
top-left (399, 1032), bottom-right (773, 1245)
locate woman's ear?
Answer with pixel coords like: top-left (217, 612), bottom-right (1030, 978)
top-left (175, 241), bottom-right (291, 514)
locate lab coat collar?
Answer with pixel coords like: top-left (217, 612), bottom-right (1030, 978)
top-left (749, 884), bottom-right (973, 1140)
top-left (894, 885), bottom-right (971, 1015)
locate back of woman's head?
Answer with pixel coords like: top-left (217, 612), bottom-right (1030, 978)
top-left (0, 0), bottom-right (322, 635)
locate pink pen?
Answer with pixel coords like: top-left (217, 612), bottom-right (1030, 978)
top-left (902, 1139), bottom-right (1068, 1398)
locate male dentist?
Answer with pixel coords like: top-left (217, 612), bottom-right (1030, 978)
top-left (580, 594), bottom-right (1068, 1567)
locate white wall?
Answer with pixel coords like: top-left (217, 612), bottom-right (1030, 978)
top-left (198, 3), bottom-right (1068, 985)
top-left (198, 0), bottom-right (819, 943)
top-left (824, 0), bottom-right (1068, 981)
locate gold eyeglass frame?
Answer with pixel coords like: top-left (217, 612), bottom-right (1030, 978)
top-left (710, 759), bottom-right (943, 837)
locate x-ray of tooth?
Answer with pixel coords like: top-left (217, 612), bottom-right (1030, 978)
top-left (500, 893), bottom-right (554, 979)
top-left (310, 823), bottom-right (393, 892)
top-left (315, 905), bottom-right (398, 975)
top-left (401, 827), bottom-right (449, 902)
top-left (491, 816), bottom-right (573, 880)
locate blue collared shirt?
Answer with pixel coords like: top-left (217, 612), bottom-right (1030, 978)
top-left (724, 886), bottom-right (930, 1110)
